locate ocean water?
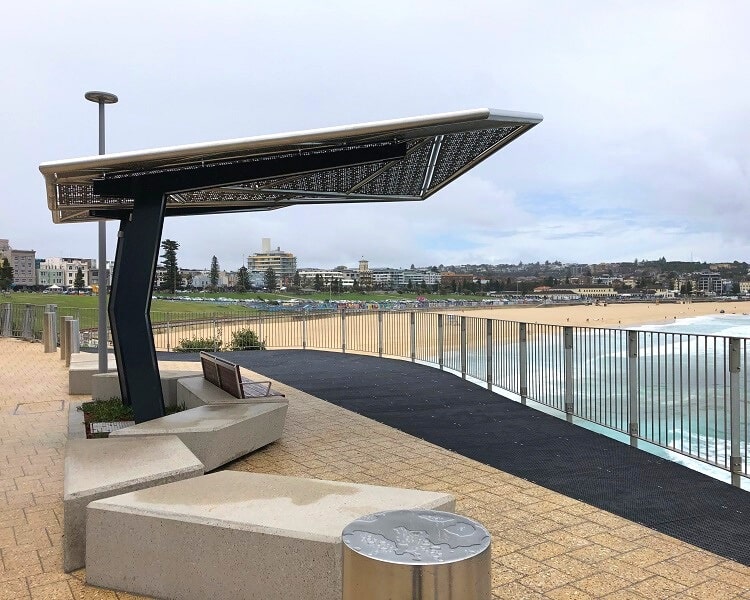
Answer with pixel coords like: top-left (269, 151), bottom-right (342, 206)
top-left (637, 312), bottom-right (750, 338)
top-left (447, 313), bottom-right (750, 484)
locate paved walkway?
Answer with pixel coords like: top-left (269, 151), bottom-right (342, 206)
top-left (2, 338), bottom-right (750, 599)
top-left (208, 349), bottom-right (750, 566)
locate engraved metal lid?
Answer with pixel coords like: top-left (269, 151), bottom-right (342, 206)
top-left (342, 509), bottom-right (490, 565)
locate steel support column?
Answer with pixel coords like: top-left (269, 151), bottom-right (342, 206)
top-left (109, 187), bottom-right (167, 423)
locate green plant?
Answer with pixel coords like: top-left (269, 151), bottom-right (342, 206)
top-left (78, 397), bottom-right (134, 422)
top-left (230, 328), bottom-right (266, 351)
top-left (166, 402), bottom-right (186, 415)
top-left (174, 337), bottom-right (222, 352)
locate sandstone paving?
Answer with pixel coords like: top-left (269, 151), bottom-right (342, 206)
top-left (1, 337), bottom-right (750, 598)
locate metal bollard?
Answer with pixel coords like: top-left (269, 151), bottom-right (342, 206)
top-left (43, 312), bottom-right (58, 353)
top-left (60, 316), bottom-right (73, 361)
top-left (65, 319), bottom-right (80, 367)
top-left (342, 509), bottom-right (491, 600)
top-left (69, 319), bottom-right (80, 355)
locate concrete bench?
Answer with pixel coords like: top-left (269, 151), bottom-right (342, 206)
top-left (177, 376), bottom-right (290, 409)
top-left (85, 471), bottom-right (455, 600)
top-left (63, 436), bottom-right (204, 572)
top-left (92, 370), bottom-right (202, 409)
top-left (111, 403), bottom-right (288, 471)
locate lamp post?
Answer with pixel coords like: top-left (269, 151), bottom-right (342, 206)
top-left (85, 91), bottom-right (118, 374)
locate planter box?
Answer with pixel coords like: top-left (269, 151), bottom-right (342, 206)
top-left (83, 412), bottom-right (135, 439)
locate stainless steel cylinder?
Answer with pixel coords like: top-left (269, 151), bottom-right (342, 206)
top-left (43, 312), bottom-right (57, 353)
top-left (342, 509), bottom-right (491, 600)
top-left (61, 316), bottom-right (73, 362)
top-left (69, 319), bottom-right (80, 356)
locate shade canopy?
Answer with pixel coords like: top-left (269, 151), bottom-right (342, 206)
top-left (40, 108), bottom-right (542, 224)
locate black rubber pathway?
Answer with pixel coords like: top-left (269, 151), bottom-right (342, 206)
top-left (162, 349), bottom-right (750, 565)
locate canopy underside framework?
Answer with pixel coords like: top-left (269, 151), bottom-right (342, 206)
top-left (39, 107), bottom-right (542, 424)
top-left (40, 108), bottom-right (542, 224)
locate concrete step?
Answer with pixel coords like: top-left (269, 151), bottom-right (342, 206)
top-left (85, 471), bottom-right (455, 600)
top-left (111, 402), bottom-right (288, 471)
top-left (63, 436), bottom-right (204, 572)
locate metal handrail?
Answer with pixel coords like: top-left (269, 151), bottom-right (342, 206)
top-left (3, 304), bottom-right (747, 486)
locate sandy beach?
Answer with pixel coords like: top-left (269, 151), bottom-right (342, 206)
top-left (152, 300), bottom-right (750, 353)
top-left (443, 300), bottom-right (750, 328)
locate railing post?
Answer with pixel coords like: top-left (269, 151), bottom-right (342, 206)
top-left (628, 330), bottom-right (639, 448)
top-left (302, 313), bottom-right (307, 350)
top-left (21, 304), bottom-right (34, 341)
top-left (166, 321), bottom-right (171, 352)
top-left (437, 313), bottom-right (444, 370)
top-left (377, 311), bottom-right (383, 357)
top-left (410, 312), bottom-right (416, 362)
top-left (486, 319), bottom-right (493, 390)
top-left (213, 318), bottom-right (219, 351)
top-left (341, 309), bottom-right (346, 353)
top-left (460, 316), bottom-right (467, 380)
top-left (519, 322), bottom-right (528, 405)
top-left (729, 337), bottom-right (741, 487)
top-left (564, 326), bottom-right (574, 423)
top-left (1, 303), bottom-right (11, 337)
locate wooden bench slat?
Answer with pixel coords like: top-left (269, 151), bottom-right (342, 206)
top-left (199, 352), bottom-right (284, 400)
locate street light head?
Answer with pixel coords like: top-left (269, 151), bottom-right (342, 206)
top-left (85, 91), bottom-right (118, 104)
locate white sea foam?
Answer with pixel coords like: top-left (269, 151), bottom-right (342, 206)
top-left (637, 313), bottom-right (750, 338)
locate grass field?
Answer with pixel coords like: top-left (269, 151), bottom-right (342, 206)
top-left (3, 289), bottom-right (484, 312)
top-left (2, 292), bottom-right (257, 315)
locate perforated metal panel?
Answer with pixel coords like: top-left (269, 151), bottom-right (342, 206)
top-left (40, 108), bottom-right (542, 223)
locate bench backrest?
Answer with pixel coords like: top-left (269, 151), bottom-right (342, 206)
top-left (200, 352), bottom-right (222, 388)
top-left (200, 351), bottom-right (281, 400)
top-left (215, 358), bottom-right (244, 399)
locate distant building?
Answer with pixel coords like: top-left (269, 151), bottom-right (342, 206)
top-left (0, 240), bottom-right (37, 287)
top-left (370, 268), bottom-right (404, 288)
top-left (739, 281), bottom-right (750, 295)
top-left (568, 285), bottom-right (616, 298)
top-left (38, 257), bottom-right (93, 288)
top-left (697, 272), bottom-right (723, 295)
top-left (533, 287), bottom-right (581, 302)
top-left (247, 238), bottom-right (297, 284)
top-left (298, 270), bottom-right (350, 287)
top-left (358, 259), bottom-right (372, 288)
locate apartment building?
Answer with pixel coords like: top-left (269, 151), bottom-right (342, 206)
top-left (38, 257), bottom-right (93, 288)
top-left (297, 270), bottom-right (353, 287)
top-left (0, 239), bottom-right (36, 287)
top-left (247, 238), bottom-right (297, 283)
top-left (697, 272), bottom-right (723, 295)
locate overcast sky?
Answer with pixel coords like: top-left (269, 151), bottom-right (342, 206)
top-left (2, 1), bottom-right (748, 271)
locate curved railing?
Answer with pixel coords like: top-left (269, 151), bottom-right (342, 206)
top-left (3, 303), bottom-right (747, 487)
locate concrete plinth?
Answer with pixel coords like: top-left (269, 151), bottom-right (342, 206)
top-left (111, 403), bottom-right (288, 471)
top-left (68, 352), bottom-right (117, 395)
top-left (92, 370), bottom-right (202, 408)
top-left (63, 436), bottom-right (204, 572)
top-left (85, 471), bottom-right (455, 600)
